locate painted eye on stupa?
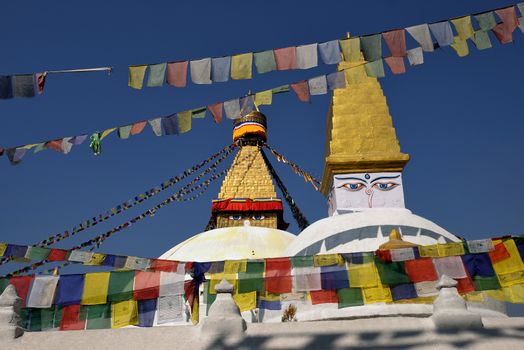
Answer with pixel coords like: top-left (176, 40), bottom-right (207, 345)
top-left (229, 215), bottom-right (243, 221)
top-left (251, 214), bottom-right (265, 220)
top-left (372, 182), bottom-right (399, 191)
top-left (338, 182), bottom-right (366, 192)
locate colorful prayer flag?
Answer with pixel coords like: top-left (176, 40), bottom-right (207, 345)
top-left (190, 58), bottom-right (212, 84)
top-left (211, 56), bottom-right (231, 82)
top-left (405, 258), bottom-right (438, 283)
top-left (265, 257), bottom-right (292, 294)
top-left (310, 289), bottom-right (338, 304)
top-left (308, 75), bottom-right (327, 95)
top-left (337, 288), bottom-right (364, 308)
top-left (10, 276), bottom-right (34, 307)
top-left (290, 80), bottom-right (310, 103)
top-left (472, 31), bottom-right (493, 50)
top-left (462, 253), bottom-right (496, 278)
top-left (429, 21), bottom-right (455, 47)
top-left (493, 7), bottom-right (520, 44)
top-left (161, 115), bottom-right (178, 135)
top-left (391, 283), bottom-right (417, 301)
top-left (238, 261), bottom-right (264, 293)
top-left (36, 72), bottom-right (46, 95)
top-left (293, 266), bottom-right (321, 292)
top-left (81, 272), bottom-right (110, 305)
top-left (296, 43), bottom-right (318, 69)
top-left (364, 59), bottom-right (385, 78)
top-left (231, 53), bottom-right (253, 80)
top-left (320, 265), bottom-right (349, 290)
top-left (138, 299), bottom-right (157, 327)
top-left (326, 71), bottom-right (346, 90)
top-left (60, 304), bottom-right (86, 331)
top-left (432, 256), bottom-right (467, 279)
top-left (406, 24), bottom-right (434, 52)
top-left (208, 102), bottom-right (223, 124)
top-left (255, 89), bottom-right (273, 106)
top-left (128, 65), bottom-right (147, 89)
top-left (12, 74), bottom-right (35, 98)
top-left (108, 270), bottom-right (135, 302)
top-left (451, 36), bottom-right (470, 57)
top-left (360, 34), bottom-right (382, 61)
top-left (347, 262), bottom-right (378, 288)
top-left (224, 99), bottom-right (241, 120)
top-left (112, 300), bottom-right (138, 328)
top-left (382, 29), bottom-right (407, 57)
top-left (177, 110), bottom-right (192, 134)
top-left (451, 16), bottom-right (475, 40)
top-left (148, 118), bottom-right (162, 136)
top-left (318, 40), bottom-right (341, 64)
top-left (159, 268), bottom-right (185, 296)
top-left (147, 63), bottom-right (167, 87)
top-left (475, 12), bottom-right (497, 31)
top-left (274, 47), bottom-right (297, 70)
top-left (254, 50), bottom-right (277, 73)
top-left (157, 295), bottom-right (184, 324)
top-left (118, 125), bottom-right (133, 139)
top-left (467, 239), bottom-right (494, 253)
top-left (130, 121), bottom-right (147, 135)
top-left (86, 304), bottom-right (111, 330)
top-left (384, 56), bottom-right (406, 74)
top-left (167, 61), bottom-right (188, 87)
top-left (233, 291), bottom-right (257, 312)
top-left (375, 259), bottom-right (410, 285)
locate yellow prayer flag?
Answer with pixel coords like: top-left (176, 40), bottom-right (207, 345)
top-left (394, 296), bottom-right (435, 304)
top-left (464, 292), bottom-right (485, 303)
top-left (20, 144), bottom-right (39, 150)
top-left (177, 110), bottom-right (192, 134)
top-left (347, 263), bottom-right (378, 288)
top-left (485, 289), bottom-right (506, 301)
top-left (100, 127), bottom-right (117, 141)
top-left (418, 244), bottom-right (440, 258)
top-left (348, 37), bottom-right (361, 62)
top-left (451, 36), bottom-right (469, 57)
top-left (497, 270), bottom-right (524, 287)
top-left (492, 240), bottom-right (524, 278)
top-left (0, 243), bottom-right (6, 256)
top-left (224, 260), bottom-right (247, 274)
top-left (112, 300), bottom-right (138, 328)
top-left (259, 291), bottom-right (280, 302)
top-left (85, 253), bottom-right (106, 266)
top-left (362, 280), bottom-right (392, 304)
top-left (191, 297), bottom-right (199, 325)
top-left (255, 90), bottom-right (273, 106)
top-left (233, 291), bottom-right (257, 312)
top-left (313, 254), bottom-right (343, 267)
top-left (128, 65), bottom-right (148, 89)
top-left (209, 273), bottom-right (237, 294)
top-left (81, 272), bottom-right (110, 305)
top-left (502, 284), bottom-right (524, 303)
top-left (437, 242), bottom-right (465, 256)
top-left (451, 16), bottom-right (475, 40)
top-left (231, 53), bottom-right (253, 80)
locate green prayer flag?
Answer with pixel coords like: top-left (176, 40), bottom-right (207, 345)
top-left (41, 307), bottom-right (56, 330)
top-left (54, 307), bottom-right (64, 328)
top-left (0, 278), bottom-right (10, 294)
top-left (254, 50), bottom-right (277, 74)
top-left (290, 256), bottom-right (314, 268)
top-left (147, 63), bottom-right (167, 87)
top-left (29, 309), bottom-right (42, 331)
top-left (473, 30), bottom-right (492, 50)
top-left (191, 107), bottom-right (207, 119)
top-left (205, 282), bottom-right (217, 316)
top-left (360, 34), bottom-right (382, 61)
top-left (238, 261), bottom-right (265, 293)
top-left (128, 65), bottom-right (147, 90)
top-left (337, 288), bottom-right (364, 308)
top-left (375, 259), bottom-right (410, 285)
top-left (25, 246), bottom-right (50, 260)
top-left (364, 59), bottom-right (385, 78)
top-left (361, 253), bottom-right (375, 264)
top-left (86, 304), bottom-right (111, 329)
top-left (108, 271), bottom-right (134, 302)
top-left (473, 276), bottom-right (501, 291)
top-left (177, 110), bottom-right (192, 134)
top-left (474, 12), bottom-right (497, 31)
top-left (272, 85), bottom-right (290, 94)
top-left (20, 309), bottom-right (30, 329)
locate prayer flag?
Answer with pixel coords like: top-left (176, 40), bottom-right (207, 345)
top-left (231, 53), bottom-right (253, 80)
top-left (432, 256), bottom-right (467, 279)
top-left (48, 249), bottom-right (68, 261)
top-left (429, 21), bottom-right (455, 47)
top-left (240, 95), bottom-right (256, 115)
top-left (375, 259), bottom-right (409, 285)
top-left (384, 57), bottom-right (406, 74)
top-left (467, 239), bottom-right (494, 253)
top-left (238, 261), bottom-right (265, 293)
top-left (224, 99), bottom-right (241, 119)
top-left (451, 36), bottom-right (470, 57)
top-left (414, 281), bottom-right (439, 297)
top-left (491, 240), bottom-right (524, 284)
top-left (308, 75), bottom-right (327, 95)
top-left (390, 248), bottom-right (415, 262)
top-left (150, 259), bottom-right (178, 273)
top-left (310, 290), bottom-right (338, 304)
top-left (456, 276), bottom-right (475, 294)
top-left (134, 271), bottom-right (160, 300)
top-left (167, 61), bottom-right (188, 87)
top-left (159, 269), bottom-right (185, 296)
top-left (82, 272), bottom-right (110, 305)
top-left (338, 38), bottom-right (352, 62)
top-left (128, 65), bottom-right (147, 89)
top-left (12, 74), bottom-right (35, 98)
top-left (55, 274), bottom-right (85, 306)
top-left (103, 254), bottom-right (127, 268)
top-left (462, 253), bottom-right (496, 278)
top-left (86, 304), bottom-right (111, 330)
top-left (190, 58), bottom-right (212, 84)
top-left (130, 121), bottom-right (147, 135)
top-left (391, 283), bottom-right (417, 301)
top-left (147, 63), bottom-right (167, 87)
top-left (475, 12), bottom-right (497, 31)
top-left (157, 295), bottom-right (184, 324)
top-left (211, 56), bottom-right (231, 82)
top-left (382, 29), bottom-right (407, 57)
top-left (451, 16), bottom-right (475, 40)
top-left (337, 288), bottom-right (364, 308)
top-left (108, 270), bottom-right (134, 302)
top-left (0, 75), bottom-right (12, 99)
top-left (274, 47), bottom-right (297, 70)
top-left (10, 276), bottom-right (33, 307)
top-left (6, 148), bottom-right (26, 165)
top-left (60, 304), bottom-right (86, 331)
top-left (292, 266), bottom-right (321, 292)
top-left (265, 257), bottom-right (292, 294)
top-left (314, 254), bottom-right (343, 267)
top-left (362, 280), bottom-right (392, 304)
top-left (321, 265), bottom-right (349, 290)
top-left (255, 90), bottom-right (272, 106)
top-left (489, 241), bottom-right (510, 263)
top-left (406, 24), bottom-right (434, 52)
top-left (438, 242), bottom-right (465, 256)
top-left (474, 276), bottom-right (500, 291)
top-left (112, 300), bottom-right (139, 328)
top-left (0, 243), bottom-right (6, 256)
top-left (326, 71), bottom-right (346, 90)
top-left (405, 258), bottom-right (438, 283)
top-left (5, 244), bottom-right (28, 258)
top-left (40, 307), bottom-right (57, 330)
top-left (290, 256), bottom-right (314, 268)
top-left (161, 115), bottom-right (178, 135)
top-left (347, 263), bottom-right (379, 288)
top-left (25, 246), bottom-right (50, 261)
top-left (472, 31), bottom-right (493, 50)
top-left (343, 37), bottom-right (361, 62)
top-left (318, 40), bottom-right (341, 64)
top-left (68, 250), bottom-right (94, 263)
top-left (254, 50), bottom-right (277, 73)
top-left (360, 34), bottom-right (382, 61)
top-left (272, 85), bottom-right (290, 94)
top-left (418, 245), bottom-right (439, 258)
top-left (118, 125), bottom-right (133, 139)
top-left (290, 80), bottom-right (310, 103)
top-left (233, 291), bottom-right (257, 312)
top-left (207, 261), bottom-right (225, 274)
top-left (257, 299), bottom-right (281, 310)
top-left (61, 137), bottom-right (74, 154)
top-left (493, 7), bottom-right (520, 44)
top-left (177, 110), bottom-right (192, 134)
top-left (364, 59), bottom-right (385, 78)
top-left (296, 43), bottom-right (318, 69)
top-left (148, 118), bottom-right (162, 136)
top-left (100, 128), bottom-right (116, 141)
top-left (36, 73), bottom-right (46, 95)
top-left (138, 299), bottom-right (157, 327)
top-left (208, 102), bottom-right (223, 123)
top-left (192, 106), bottom-right (207, 119)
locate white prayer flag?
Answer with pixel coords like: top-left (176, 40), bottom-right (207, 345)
top-left (157, 295), bottom-right (185, 324)
top-left (224, 99), bottom-right (241, 119)
top-left (308, 75), bottom-right (328, 95)
top-left (390, 248), bottom-right (416, 261)
top-left (27, 276), bottom-right (59, 308)
top-left (414, 280), bottom-right (439, 297)
top-left (159, 265), bottom-right (185, 296)
top-left (432, 256), bottom-right (467, 279)
top-left (124, 256), bottom-right (151, 270)
top-left (407, 47), bottom-right (424, 66)
top-left (296, 44), bottom-right (318, 69)
top-left (148, 118), bottom-right (162, 136)
top-left (68, 250), bottom-right (94, 263)
top-left (292, 266), bottom-right (321, 292)
top-left (467, 239), bottom-right (494, 253)
top-left (190, 58), bottom-right (212, 84)
top-left (406, 24), bottom-right (434, 52)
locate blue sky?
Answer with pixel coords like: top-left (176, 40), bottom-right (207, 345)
top-left (1, 1), bottom-right (523, 314)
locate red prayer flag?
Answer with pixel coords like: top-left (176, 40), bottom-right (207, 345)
top-left (60, 304), bottom-right (85, 331)
top-left (492, 7), bottom-right (520, 44)
top-left (310, 290), bottom-right (338, 304)
top-left (48, 248), bottom-right (68, 261)
top-left (208, 102), bottom-right (223, 124)
top-left (456, 275), bottom-right (475, 294)
top-left (133, 271), bottom-right (160, 300)
top-left (382, 29), bottom-right (407, 57)
top-left (384, 57), bottom-right (406, 75)
top-left (489, 242), bottom-right (510, 263)
top-left (274, 47), bottom-right (297, 70)
top-left (45, 140), bottom-right (63, 152)
top-left (375, 249), bottom-right (392, 262)
top-left (130, 121), bottom-right (147, 135)
top-left (167, 61), bottom-right (189, 87)
top-left (265, 257), bottom-right (292, 293)
top-left (9, 276), bottom-right (34, 307)
top-left (405, 258), bottom-right (438, 283)
top-left (150, 259), bottom-right (178, 272)
top-left (36, 73), bottom-right (46, 95)
top-left (290, 81), bottom-right (310, 103)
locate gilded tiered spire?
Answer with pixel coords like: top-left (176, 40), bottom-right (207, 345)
top-left (320, 61), bottom-right (410, 195)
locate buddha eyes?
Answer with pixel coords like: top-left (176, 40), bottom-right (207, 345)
top-left (338, 182), bottom-right (366, 192)
top-left (372, 182), bottom-right (399, 191)
top-left (251, 215), bottom-right (265, 220)
top-left (228, 214), bottom-right (265, 221)
top-left (337, 182), bottom-right (399, 192)
top-left (229, 215), bottom-right (243, 221)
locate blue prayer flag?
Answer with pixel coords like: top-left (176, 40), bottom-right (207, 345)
top-left (161, 115), bottom-right (178, 135)
top-left (54, 274), bottom-right (85, 306)
top-left (327, 71), bottom-right (346, 90)
top-left (321, 265), bottom-right (349, 290)
top-left (391, 284), bottom-right (417, 301)
top-left (4, 244), bottom-right (28, 258)
top-left (138, 299), bottom-right (157, 327)
top-left (0, 76), bottom-right (13, 99)
top-left (429, 21), bottom-right (454, 47)
top-left (318, 40), bottom-right (342, 65)
top-left (211, 57), bottom-right (231, 83)
top-left (461, 254), bottom-right (495, 277)
top-left (103, 255), bottom-right (127, 269)
top-left (257, 300), bottom-right (281, 310)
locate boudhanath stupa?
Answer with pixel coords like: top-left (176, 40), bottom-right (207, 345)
top-left (2, 60), bottom-right (524, 349)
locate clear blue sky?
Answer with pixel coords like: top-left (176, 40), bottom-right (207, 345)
top-left (1, 1), bottom-right (523, 314)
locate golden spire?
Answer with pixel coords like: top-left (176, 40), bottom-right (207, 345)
top-left (320, 59), bottom-right (410, 195)
top-left (379, 228), bottom-right (418, 250)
